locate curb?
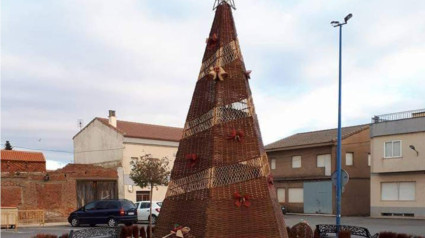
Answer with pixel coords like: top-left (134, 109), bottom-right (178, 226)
top-left (18, 222), bottom-right (69, 228)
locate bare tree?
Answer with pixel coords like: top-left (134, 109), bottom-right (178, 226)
top-left (130, 154), bottom-right (170, 235)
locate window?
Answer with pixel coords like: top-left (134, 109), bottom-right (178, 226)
top-left (384, 141), bottom-right (402, 158)
top-left (271, 159), bottom-right (276, 170)
top-left (317, 154), bottom-right (331, 176)
top-left (277, 188), bottom-right (285, 203)
top-left (368, 154), bottom-right (371, 166)
top-left (131, 157), bottom-right (138, 170)
top-left (292, 156), bottom-right (301, 168)
top-left (288, 188), bottom-right (303, 203)
top-left (136, 191), bottom-right (150, 201)
top-left (84, 201), bottom-right (97, 210)
top-left (381, 182), bottom-right (415, 201)
top-left (346, 153), bottom-right (354, 166)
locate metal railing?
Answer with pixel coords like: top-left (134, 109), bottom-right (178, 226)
top-left (372, 109), bottom-right (425, 123)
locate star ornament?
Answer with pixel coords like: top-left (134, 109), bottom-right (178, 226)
top-left (209, 66), bottom-right (228, 82)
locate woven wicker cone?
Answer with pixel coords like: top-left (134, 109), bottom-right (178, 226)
top-left (154, 2), bottom-right (288, 238)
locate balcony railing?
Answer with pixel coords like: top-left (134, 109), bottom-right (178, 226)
top-left (372, 109), bottom-right (425, 123)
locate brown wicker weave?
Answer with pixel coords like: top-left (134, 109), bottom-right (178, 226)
top-left (154, 2), bottom-right (288, 237)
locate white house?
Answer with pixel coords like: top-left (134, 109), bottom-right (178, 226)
top-left (73, 110), bottom-right (182, 202)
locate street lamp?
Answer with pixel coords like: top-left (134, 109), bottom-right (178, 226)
top-left (331, 13), bottom-right (352, 236)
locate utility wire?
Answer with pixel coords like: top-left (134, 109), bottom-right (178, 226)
top-left (0, 143), bottom-right (124, 154)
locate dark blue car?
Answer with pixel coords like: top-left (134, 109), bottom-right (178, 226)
top-left (68, 199), bottom-right (137, 227)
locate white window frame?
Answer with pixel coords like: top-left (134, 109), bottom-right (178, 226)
top-left (288, 188), bottom-right (304, 203)
top-left (317, 154), bottom-right (331, 176)
top-left (345, 152), bottom-right (354, 166)
top-left (384, 140), bottom-right (402, 158)
top-left (381, 182), bottom-right (415, 201)
top-left (277, 188), bottom-right (286, 203)
top-left (292, 156), bottom-right (302, 168)
top-left (271, 159), bottom-right (276, 170)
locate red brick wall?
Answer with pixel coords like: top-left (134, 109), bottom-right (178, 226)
top-left (1, 160), bottom-right (46, 173)
top-left (1, 164), bottom-right (117, 222)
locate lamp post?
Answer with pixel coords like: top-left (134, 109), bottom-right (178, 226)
top-left (331, 13), bottom-right (352, 236)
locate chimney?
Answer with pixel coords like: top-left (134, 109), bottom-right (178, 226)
top-left (108, 110), bottom-right (117, 127)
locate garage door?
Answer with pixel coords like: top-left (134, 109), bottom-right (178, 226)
top-left (304, 181), bottom-right (332, 214)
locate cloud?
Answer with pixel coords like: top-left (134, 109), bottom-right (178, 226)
top-left (2, 0), bottom-right (425, 165)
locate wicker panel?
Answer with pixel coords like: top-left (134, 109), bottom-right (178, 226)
top-left (202, 3), bottom-right (237, 62)
top-left (198, 40), bottom-right (243, 81)
top-left (206, 199), bottom-right (281, 237)
top-left (154, 198), bottom-right (209, 238)
top-left (166, 156), bottom-right (269, 198)
top-left (171, 128), bottom-right (214, 179)
top-left (213, 117), bottom-right (261, 166)
top-left (211, 177), bottom-right (270, 201)
top-left (186, 77), bottom-right (216, 122)
top-left (182, 98), bottom-right (253, 139)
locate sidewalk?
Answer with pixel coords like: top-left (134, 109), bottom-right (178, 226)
top-left (18, 222), bottom-right (69, 228)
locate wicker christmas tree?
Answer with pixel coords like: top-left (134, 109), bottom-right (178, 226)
top-left (155, 1), bottom-right (288, 237)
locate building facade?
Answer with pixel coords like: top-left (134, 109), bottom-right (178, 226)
top-left (266, 125), bottom-right (370, 216)
top-left (370, 109), bottom-right (425, 218)
top-left (73, 110), bottom-right (182, 202)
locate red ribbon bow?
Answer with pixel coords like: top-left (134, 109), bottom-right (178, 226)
top-left (233, 192), bottom-right (251, 207)
top-left (244, 70), bottom-right (252, 79)
top-left (185, 154), bottom-right (198, 168)
top-left (267, 174), bottom-right (274, 187)
top-left (206, 33), bottom-right (218, 49)
top-left (227, 129), bottom-right (244, 142)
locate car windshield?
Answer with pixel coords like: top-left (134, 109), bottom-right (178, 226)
top-left (157, 202), bottom-right (162, 207)
top-left (121, 200), bottom-right (136, 209)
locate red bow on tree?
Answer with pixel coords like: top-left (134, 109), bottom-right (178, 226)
top-left (233, 192), bottom-right (251, 207)
top-left (244, 70), bottom-right (252, 79)
top-left (267, 174), bottom-right (274, 187)
top-left (206, 33), bottom-right (218, 49)
top-left (227, 129), bottom-right (244, 142)
top-left (185, 154), bottom-right (198, 168)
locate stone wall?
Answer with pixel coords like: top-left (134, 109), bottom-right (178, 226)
top-left (1, 164), bottom-right (117, 222)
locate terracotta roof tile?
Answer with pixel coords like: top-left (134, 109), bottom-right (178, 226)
top-left (1, 150), bottom-right (46, 162)
top-left (97, 118), bottom-right (182, 142)
top-left (265, 124), bottom-right (369, 151)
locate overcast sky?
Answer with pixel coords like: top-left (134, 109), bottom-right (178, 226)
top-left (2, 0), bottom-right (425, 169)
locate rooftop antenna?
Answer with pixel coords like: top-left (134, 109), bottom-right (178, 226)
top-left (213, 0), bottom-right (236, 10)
top-left (77, 119), bottom-right (84, 130)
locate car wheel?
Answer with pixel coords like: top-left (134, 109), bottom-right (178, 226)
top-left (107, 218), bottom-right (117, 227)
top-left (150, 215), bottom-right (157, 224)
top-left (90, 224), bottom-right (96, 227)
top-left (71, 217), bottom-right (80, 227)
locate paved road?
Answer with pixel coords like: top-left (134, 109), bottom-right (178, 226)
top-left (284, 214), bottom-right (425, 236)
top-left (1, 215), bottom-right (424, 237)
